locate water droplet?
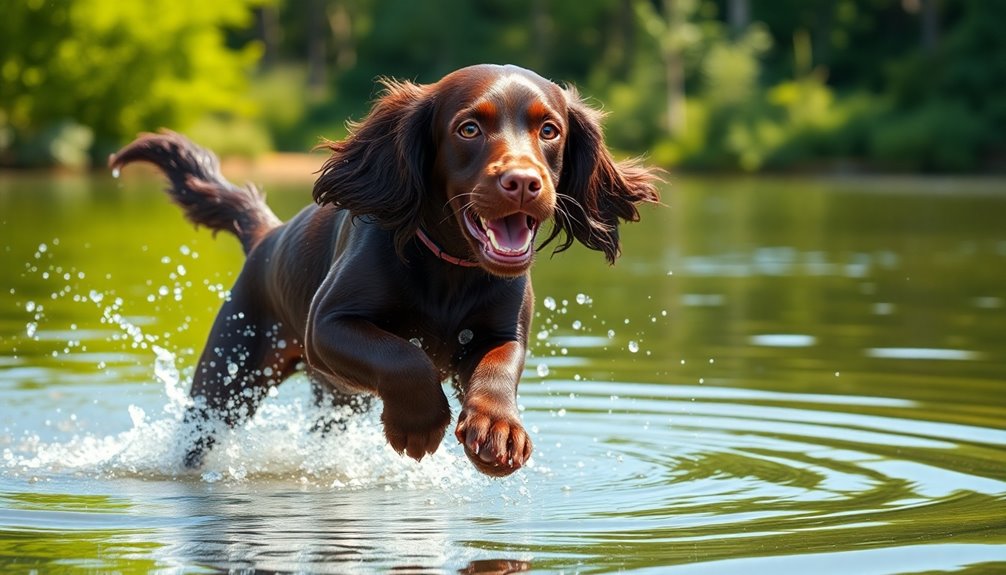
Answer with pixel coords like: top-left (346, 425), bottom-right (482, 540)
top-left (227, 363), bottom-right (239, 376)
top-left (628, 340), bottom-right (639, 353)
top-left (536, 329), bottom-right (549, 341)
top-left (572, 320), bottom-right (582, 330)
top-left (536, 364), bottom-right (550, 377)
top-left (543, 296), bottom-right (556, 311)
top-left (25, 301), bottom-right (36, 313)
top-left (458, 329), bottom-right (473, 345)
top-left (607, 329), bottom-right (615, 338)
top-left (409, 337), bottom-right (422, 348)
top-left (112, 167), bottom-right (121, 179)
top-left (576, 293), bottom-right (591, 305)
top-left (128, 405), bottom-right (146, 427)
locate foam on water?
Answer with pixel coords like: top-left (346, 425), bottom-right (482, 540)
top-left (4, 240), bottom-right (548, 499)
top-left (4, 347), bottom-right (495, 492)
top-left (6, 268), bottom-right (498, 492)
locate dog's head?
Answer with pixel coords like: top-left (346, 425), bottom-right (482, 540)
top-left (314, 64), bottom-right (660, 276)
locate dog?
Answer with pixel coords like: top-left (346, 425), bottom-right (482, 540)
top-left (109, 64), bottom-right (659, 477)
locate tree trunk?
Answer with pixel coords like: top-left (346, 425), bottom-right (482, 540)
top-left (665, 52), bottom-right (686, 136)
top-left (920, 0), bottom-right (939, 52)
top-left (257, 6), bottom-right (280, 70)
top-left (328, 1), bottom-right (355, 71)
top-left (307, 0), bottom-right (328, 93)
top-left (532, 0), bottom-right (550, 70)
top-left (727, 0), bottom-right (749, 37)
top-left (813, 0), bottom-right (833, 72)
top-left (614, 0), bottom-right (637, 80)
top-left (664, 0), bottom-right (686, 137)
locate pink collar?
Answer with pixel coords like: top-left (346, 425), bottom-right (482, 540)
top-left (415, 228), bottom-right (480, 267)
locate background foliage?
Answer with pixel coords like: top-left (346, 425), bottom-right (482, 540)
top-left (1, 0), bottom-right (1003, 172)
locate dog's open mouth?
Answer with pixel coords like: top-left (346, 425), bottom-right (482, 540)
top-left (464, 210), bottom-right (540, 263)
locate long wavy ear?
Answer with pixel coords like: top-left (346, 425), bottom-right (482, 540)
top-left (548, 87), bottom-right (661, 263)
top-left (314, 79), bottom-right (434, 255)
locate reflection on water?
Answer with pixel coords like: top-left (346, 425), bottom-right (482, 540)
top-left (865, 347), bottom-right (980, 361)
top-left (1, 174), bottom-right (1005, 573)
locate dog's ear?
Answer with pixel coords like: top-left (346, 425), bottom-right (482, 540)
top-left (314, 79), bottom-right (434, 255)
top-left (547, 87), bottom-right (660, 263)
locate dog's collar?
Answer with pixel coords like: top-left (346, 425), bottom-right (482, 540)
top-left (415, 228), bottom-right (480, 268)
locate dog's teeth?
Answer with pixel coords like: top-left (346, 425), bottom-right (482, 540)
top-left (486, 228), bottom-right (501, 250)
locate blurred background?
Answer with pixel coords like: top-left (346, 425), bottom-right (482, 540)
top-left (3, 3), bottom-right (1006, 572)
top-left (1, 0), bottom-right (1003, 173)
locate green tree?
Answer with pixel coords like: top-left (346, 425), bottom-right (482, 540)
top-left (0, 0), bottom-right (264, 167)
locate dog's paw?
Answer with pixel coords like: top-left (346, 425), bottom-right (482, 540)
top-left (455, 400), bottom-right (533, 477)
top-left (380, 392), bottom-right (451, 461)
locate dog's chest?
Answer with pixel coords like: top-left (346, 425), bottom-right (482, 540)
top-left (386, 284), bottom-right (494, 371)
top-left (388, 307), bottom-right (475, 370)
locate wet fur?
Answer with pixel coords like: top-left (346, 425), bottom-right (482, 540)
top-left (109, 64), bottom-right (659, 477)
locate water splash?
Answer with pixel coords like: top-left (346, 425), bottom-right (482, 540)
top-left (4, 352), bottom-right (493, 491)
top-left (5, 243), bottom-right (501, 492)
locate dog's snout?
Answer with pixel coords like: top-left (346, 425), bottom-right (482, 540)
top-left (497, 168), bottom-right (543, 204)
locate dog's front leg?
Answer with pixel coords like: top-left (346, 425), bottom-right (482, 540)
top-left (306, 315), bottom-right (451, 460)
top-left (455, 340), bottom-right (533, 476)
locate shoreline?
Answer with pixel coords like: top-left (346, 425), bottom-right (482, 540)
top-left (218, 152), bottom-right (329, 182)
top-left (3, 154), bottom-right (1005, 197)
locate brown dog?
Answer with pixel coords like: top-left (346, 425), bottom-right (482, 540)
top-left (110, 64), bottom-right (659, 476)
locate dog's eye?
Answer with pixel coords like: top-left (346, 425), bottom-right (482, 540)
top-left (458, 122), bottom-right (481, 139)
top-left (540, 122), bottom-right (560, 140)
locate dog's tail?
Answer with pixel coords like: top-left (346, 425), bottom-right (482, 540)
top-left (108, 130), bottom-right (282, 255)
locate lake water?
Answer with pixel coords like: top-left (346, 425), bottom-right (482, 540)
top-left (1, 171), bottom-right (1004, 573)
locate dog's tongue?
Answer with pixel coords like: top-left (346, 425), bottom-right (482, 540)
top-left (485, 214), bottom-right (533, 254)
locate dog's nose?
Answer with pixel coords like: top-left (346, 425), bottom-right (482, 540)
top-left (498, 168), bottom-right (543, 204)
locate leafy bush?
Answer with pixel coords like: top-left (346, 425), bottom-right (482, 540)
top-left (187, 116), bottom-right (273, 159)
top-left (0, 0), bottom-right (262, 168)
top-left (869, 99), bottom-right (985, 172)
top-left (15, 120), bottom-right (95, 169)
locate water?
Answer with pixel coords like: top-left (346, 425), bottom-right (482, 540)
top-left (1, 172), bottom-right (1005, 573)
